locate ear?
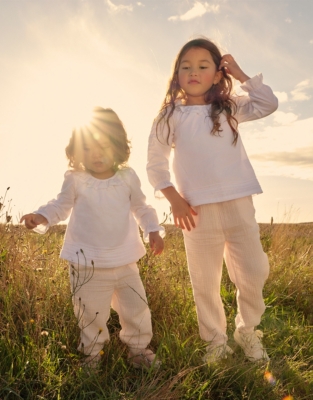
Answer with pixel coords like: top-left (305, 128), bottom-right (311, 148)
top-left (214, 70), bottom-right (223, 84)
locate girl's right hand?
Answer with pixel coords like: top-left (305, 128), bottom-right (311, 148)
top-left (171, 195), bottom-right (197, 231)
top-left (20, 213), bottom-right (48, 230)
top-left (161, 186), bottom-right (197, 231)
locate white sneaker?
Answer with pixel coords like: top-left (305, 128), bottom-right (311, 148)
top-left (202, 343), bottom-right (234, 363)
top-left (234, 329), bottom-right (269, 362)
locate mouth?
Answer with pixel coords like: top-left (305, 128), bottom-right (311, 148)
top-left (93, 161), bottom-right (104, 168)
top-left (188, 80), bottom-right (199, 84)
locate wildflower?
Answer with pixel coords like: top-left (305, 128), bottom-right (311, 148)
top-left (61, 345), bottom-right (67, 350)
top-left (41, 330), bottom-right (49, 336)
top-left (99, 350), bottom-right (104, 356)
top-left (30, 319), bottom-right (35, 324)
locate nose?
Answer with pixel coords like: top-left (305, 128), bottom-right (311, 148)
top-left (189, 67), bottom-right (198, 76)
top-left (92, 146), bottom-right (104, 158)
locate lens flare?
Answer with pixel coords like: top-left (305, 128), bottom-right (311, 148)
top-left (264, 371), bottom-right (276, 386)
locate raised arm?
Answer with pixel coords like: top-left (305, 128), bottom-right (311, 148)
top-left (219, 54), bottom-right (278, 124)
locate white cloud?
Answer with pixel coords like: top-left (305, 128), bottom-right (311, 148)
top-left (250, 147), bottom-right (313, 167)
top-left (273, 111), bottom-right (298, 125)
top-left (106, 0), bottom-right (133, 13)
top-left (291, 79), bottom-right (311, 101)
top-left (169, 1), bottom-right (219, 22)
top-left (274, 91), bottom-right (288, 103)
top-left (285, 18), bottom-right (292, 23)
top-left (310, 39), bottom-right (313, 44)
top-left (137, 2), bottom-right (144, 6)
top-left (240, 117), bottom-right (313, 181)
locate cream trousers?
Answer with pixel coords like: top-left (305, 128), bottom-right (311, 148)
top-left (183, 196), bottom-right (269, 346)
top-left (69, 262), bottom-right (153, 356)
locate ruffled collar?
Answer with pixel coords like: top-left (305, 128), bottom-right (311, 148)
top-left (65, 169), bottom-right (127, 190)
top-left (175, 99), bottom-right (211, 114)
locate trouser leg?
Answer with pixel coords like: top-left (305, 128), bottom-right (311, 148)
top-left (111, 263), bottom-right (153, 350)
top-left (223, 197), bottom-right (270, 333)
top-left (70, 263), bottom-right (113, 356)
top-left (183, 203), bottom-right (228, 345)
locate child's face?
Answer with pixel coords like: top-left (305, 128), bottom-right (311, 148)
top-left (83, 132), bottom-right (115, 179)
top-left (178, 47), bottom-right (222, 105)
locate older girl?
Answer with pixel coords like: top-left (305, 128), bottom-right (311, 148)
top-left (147, 38), bottom-right (278, 363)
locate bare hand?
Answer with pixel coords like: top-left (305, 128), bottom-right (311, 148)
top-left (171, 196), bottom-right (197, 231)
top-left (20, 213), bottom-right (48, 230)
top-left (219, 54), bottom-right (250, 83)
top-left (149, 231), bottom-right (164, 255)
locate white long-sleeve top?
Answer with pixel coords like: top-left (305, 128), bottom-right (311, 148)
top-left (147, 74), bottom-right (278, 206)
top-left (34, 168), bottom-right (164, 268)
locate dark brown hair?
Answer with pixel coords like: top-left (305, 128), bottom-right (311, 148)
top-left (157, 38), bottom-right (238, 144)
top-left (65, 107), bottom-right (130, 171)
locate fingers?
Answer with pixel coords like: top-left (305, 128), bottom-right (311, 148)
top-left (149, 236), bottom-right (164, 255)
top-left (219, 54), bottom-right (241, 76)
top-left (20, 213), bottom-right (38, 229)
top-left (174, 212), bottom-right (196, 231)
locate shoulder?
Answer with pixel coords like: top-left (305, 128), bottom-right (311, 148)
top-left (117, 167), bottom-right (141, 187)
top-left (63, 170), bottom-right (91, 188)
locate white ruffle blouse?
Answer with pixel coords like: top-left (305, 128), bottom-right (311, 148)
top-left (34, 168), bottom-right (164, 268)
top-left (147, 74), bottom-right (278, 206)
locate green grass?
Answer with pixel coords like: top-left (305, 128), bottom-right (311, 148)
top-left (0, 206), bottom-right (312, 399)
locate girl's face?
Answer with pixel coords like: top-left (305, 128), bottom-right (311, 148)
top-left (83, 132), bottom-right (115, 179)
top-left (177, 47), bottom-right (222, 105)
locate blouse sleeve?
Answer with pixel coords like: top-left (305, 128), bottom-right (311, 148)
top-left (233, 74), bottom-right (278, 124)
top-left (33, 171), bottom-right (76, 234)
top-left (126, 168), bottom-right (165, 242)
top-left (146, 112), bottom-right (175, 197)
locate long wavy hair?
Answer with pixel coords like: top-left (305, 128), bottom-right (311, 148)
top-left (65, 107), bottom-right (130, 171)
top-left (157, 38), bottom-right (239, 145)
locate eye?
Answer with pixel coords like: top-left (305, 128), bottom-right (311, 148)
top-left (200, 66), bottom-right (208, 69)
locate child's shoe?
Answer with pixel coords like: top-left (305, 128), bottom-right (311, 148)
top-left (202, 343), bottom-right (234, 363)
top-left (234, 329), bottom-right (269, 362)
top-left (128, 348), bottom-right (161, 369)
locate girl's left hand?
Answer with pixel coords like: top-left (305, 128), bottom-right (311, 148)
top-left (149, 231), bottom-right (164, 255)
top-left (219, 54), bottom-right (250, 83)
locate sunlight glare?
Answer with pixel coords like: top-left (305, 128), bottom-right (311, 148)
top-left (264, 370), bottom-right (276, 386)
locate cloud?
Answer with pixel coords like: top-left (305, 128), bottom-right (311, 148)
top-left (273, 111), bottom-right (298, 125)
top-left (274, 91), bottom-right (288, 103)
top-left (291, 79), bottom-right (312, 101)
top-left (250, 147), bottom-right (313, 167)
top-left (169, 1), bottom-right (219, 21)
top-left (310, 39), bottom-right (313, 45)
top-left (106, 0), bottom-right (133, 12)
top-left (285, 18), bottom-right (292, 23)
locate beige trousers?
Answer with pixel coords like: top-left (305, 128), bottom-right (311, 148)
top-left (183, 196), bottom-right (269, 346)
top-left (70, 262), bottom-right (153, 356)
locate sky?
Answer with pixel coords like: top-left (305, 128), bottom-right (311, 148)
top-left (0, 0), bottom-right (312, 225)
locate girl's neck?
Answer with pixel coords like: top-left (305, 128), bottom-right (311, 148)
top-left (89, 169), bottom-right (116, 180)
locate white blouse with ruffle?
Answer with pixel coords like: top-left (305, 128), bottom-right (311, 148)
top-left (147, 74), bottom-right (278, 206)
top-left (34, 168), bottom-right (164, 268)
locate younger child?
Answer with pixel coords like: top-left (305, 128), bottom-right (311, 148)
top-left (147, 38), bottom-right (278, 363)
top-left (21, 107), bottom-right (164, 369)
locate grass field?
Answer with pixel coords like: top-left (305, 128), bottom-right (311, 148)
top-left (0, 197), bottom-right (312, 399)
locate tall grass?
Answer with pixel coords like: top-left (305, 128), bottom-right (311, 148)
top-left (0, 195), bottom-right (312, 399)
